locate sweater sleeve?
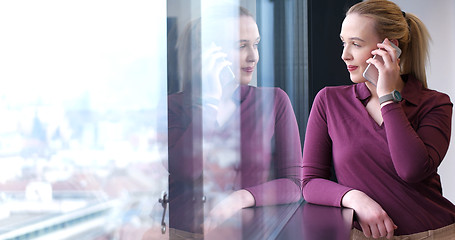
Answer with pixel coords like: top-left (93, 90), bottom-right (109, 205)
top-left (381, 94), bottom-right (453, 183)
top-left (245, 88), bottom-right (303, 206)
top-left (302, 88), bottom-right (353, 207)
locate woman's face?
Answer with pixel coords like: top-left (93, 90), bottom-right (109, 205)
top-left (340, 13), bottom-right (382, 84)
top-left (229, 16), bottom-right (260, 85)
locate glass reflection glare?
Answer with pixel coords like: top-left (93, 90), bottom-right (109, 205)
top-left (167, 1), bottom-right (303, 238)
top-left (0, 1), bottom-right (168, 239)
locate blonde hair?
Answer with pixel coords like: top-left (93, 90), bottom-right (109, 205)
top-left (347, 0), bottom-right (431, 88)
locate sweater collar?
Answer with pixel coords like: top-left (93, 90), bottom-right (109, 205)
top-left (355, 74), bottom-right (422, 106)
top-left (232, 84), bottom-right (252, 104)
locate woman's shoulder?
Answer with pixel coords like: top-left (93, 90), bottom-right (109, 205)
top-left (422, 88), bottom-right (452, 102)
top-left (247, 85), bottom-right (289, 99)
top-left (404, 76), bottom-right (453, 107)
top-left (320, 84), bottom-right (354, 93)
top-left (249, 85), bottom-right (284, 93)
top-left (314, 84), bottom-right (356, 102)
top-left (251, 84), bottom-right (354, 95)
top-left (419, 88), bottom-right (453, 111)
top-left (403, 75), bottom-right (452, 105)
top-left (245, 86), bottom-right (294, 111)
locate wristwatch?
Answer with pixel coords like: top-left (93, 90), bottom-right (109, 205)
top-left (379, 90), bottom-right (402, 104)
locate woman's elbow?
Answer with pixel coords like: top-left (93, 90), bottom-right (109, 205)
top-left (396, 167), bottom-right (433, 183)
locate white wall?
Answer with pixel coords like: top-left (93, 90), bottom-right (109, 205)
top-left (392, 0), bottom-right (455, 202)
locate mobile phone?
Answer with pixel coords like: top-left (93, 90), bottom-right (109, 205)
top-left (363, 41), bottom-right (402, 86)
top-left (211, 41), bottom-right (236, 82)
top-left (220, 61), bottom-right (236, 81)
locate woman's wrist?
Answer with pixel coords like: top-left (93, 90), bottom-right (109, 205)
top-left (234, 189), bottom-right (255, 208)
top-left (341, 189), bottom-right (363, 209)
top-left (380, 100), bottom-right (394, 108)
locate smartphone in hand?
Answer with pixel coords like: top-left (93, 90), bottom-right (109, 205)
top-left (363, 40), bottom-right (402, 86)
top-left (220, 60), bottom-right (236, 81)
top-left (211, 42), bottom-right (236, 82)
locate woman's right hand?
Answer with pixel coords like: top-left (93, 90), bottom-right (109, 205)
top-left (342, 190), bottom-right (397, 239)
top-left (201, 43), bottom-right (234, 101)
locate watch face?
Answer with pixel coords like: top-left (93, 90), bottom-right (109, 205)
top-left (393, 90), bottom-right (402, 101)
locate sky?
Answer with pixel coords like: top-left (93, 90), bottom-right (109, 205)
top-left (0, 0), bottom-right (167, 111)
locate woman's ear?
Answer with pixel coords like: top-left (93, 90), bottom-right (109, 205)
top-left (390, 39), bottom-right (399, 47)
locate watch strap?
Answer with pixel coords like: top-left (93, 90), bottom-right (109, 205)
top-left (379, 93), bottom-right (394, 104)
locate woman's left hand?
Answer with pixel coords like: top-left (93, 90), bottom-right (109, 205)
top-left (204, 189), bottom-right (255, 233)
top-left (342, 190), bottom-right (397, 239)
top-left (367, 38), bottom-right (403, 97)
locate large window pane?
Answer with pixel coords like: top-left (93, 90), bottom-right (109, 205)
top-left (166, 0), bottom-right (304, 238)
top-left (0, 1), bottom-right (168, 239)
top-left (0, 0), bottom-right (312, 239)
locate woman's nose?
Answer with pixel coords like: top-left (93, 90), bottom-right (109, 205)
top-left (341, 47), bottom-right (351, 61)
top-left (246, 48), bottom-right (258, 62)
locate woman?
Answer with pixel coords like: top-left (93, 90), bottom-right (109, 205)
top-left (302, 0), bottom-right (455, 239)
top-left (167, 5), bottom-right (303, 236)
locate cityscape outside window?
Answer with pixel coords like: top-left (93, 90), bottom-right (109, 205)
top-left (0, 0), bottom-right (307, 239)
top-left (0, 1), bottom-right (168, 239)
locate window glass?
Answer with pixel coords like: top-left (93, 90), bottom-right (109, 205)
top-left (166, 0), bottom-right (304, 238)
top-left (0, 1), bottom-right (168, 239)
top-left (0, 0), bottom-right (307, 239)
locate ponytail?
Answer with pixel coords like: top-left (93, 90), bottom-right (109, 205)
top-left (400, 13), bottom-right (430, 88)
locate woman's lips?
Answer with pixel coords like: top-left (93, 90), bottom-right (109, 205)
top-left (242, 67), bottom-right (255, 73)
top-left (347, 65), bottom-right (358, 72)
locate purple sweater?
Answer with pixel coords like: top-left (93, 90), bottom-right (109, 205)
top-left (302, 75), bottom-right (455, 235)
top-left (168, 85), bottom-right (303, 206)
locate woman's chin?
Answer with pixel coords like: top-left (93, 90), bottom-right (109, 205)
top-left (349, 75), bottom-right (367, 84)
top-left (239, 77), bottom-right (252, 85)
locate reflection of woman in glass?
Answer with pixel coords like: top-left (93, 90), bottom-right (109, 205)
top-left (302, 0), bottom-right (455, 239)
top-left (167, 5), bottom-right (303, 235)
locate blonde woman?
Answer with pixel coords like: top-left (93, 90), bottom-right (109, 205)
top-left (302, 0), bottom-right (455, 239)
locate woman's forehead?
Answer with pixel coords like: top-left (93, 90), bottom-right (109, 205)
top-left (239, 16), bottom-right (259, 39)
top-left (203, 16), bottom-right (259, 47)
top-left (340, 14), bottom-right (379, 42)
